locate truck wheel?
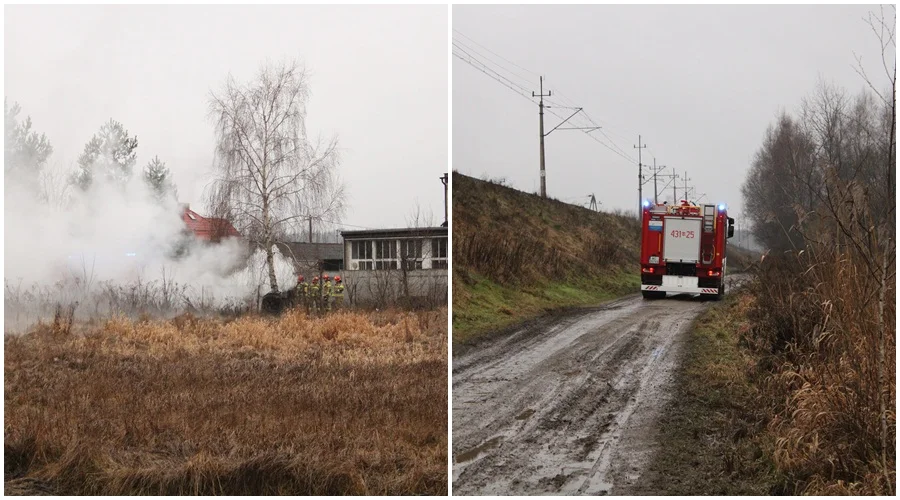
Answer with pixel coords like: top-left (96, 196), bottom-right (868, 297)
top-left (713, 283), bottom-right (724, 301)
top-left (642, 291), bottom-right (665, 300)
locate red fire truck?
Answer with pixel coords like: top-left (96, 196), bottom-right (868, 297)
top-left (640, 200), bottom-right (734, 300)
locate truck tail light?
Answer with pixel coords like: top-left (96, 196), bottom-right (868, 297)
top-left (642, 266), bottom-right (655, 273)
top-left (707, 270), bottom-right (721, 277)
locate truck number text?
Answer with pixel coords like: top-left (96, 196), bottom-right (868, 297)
top-left (669, 229), bottom-right (696, 239)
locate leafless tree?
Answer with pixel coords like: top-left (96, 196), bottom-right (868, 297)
top-left (206, 60), bottom-right (345, 292)
top-left (741, 113), bottom-right (818, 252)
top-left (38, 160), bottom-right (74, 210)
top-left (854, 6), bottom-right (895, 490)
top-left (743, 7), bottom-right (895, 491)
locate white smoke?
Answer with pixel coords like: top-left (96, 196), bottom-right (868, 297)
top-left (4, 160), bottom-right (298, 331)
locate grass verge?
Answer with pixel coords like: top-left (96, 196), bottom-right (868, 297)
top-left (5, 309), bottom-right (447, 495)
top-left (452, 269), bottom-right (638, 345)
top-left (632, 290), bottom-right (781, 495)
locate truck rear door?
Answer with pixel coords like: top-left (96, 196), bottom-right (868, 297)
top-left (663, 217), bottom-right (702, 263)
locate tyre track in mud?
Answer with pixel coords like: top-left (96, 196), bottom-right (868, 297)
top-left (452, 289), bottom-right (731, 495)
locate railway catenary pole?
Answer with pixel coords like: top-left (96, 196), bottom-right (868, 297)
top-left (653, 158), bottom-right (658, 204)
top-left (634, 135), bottom-right (647, 218)
top-left (673, 172), bottom-right (678, 203)
top-left (533, 77), bottom-right (551, 198)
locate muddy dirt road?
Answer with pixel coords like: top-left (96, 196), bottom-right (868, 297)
top-left (452, 283), bottom-right (743, 495)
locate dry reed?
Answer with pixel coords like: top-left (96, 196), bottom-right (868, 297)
top-left (5, 308), bottom-right (448, 495)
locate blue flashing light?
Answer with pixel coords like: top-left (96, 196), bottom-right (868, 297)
top-left (642, 200), bottom-right (651, 208)
top-left (718, 203), bottom-right (726, 211)
top-left (125, 252), bottom-right (137, 257)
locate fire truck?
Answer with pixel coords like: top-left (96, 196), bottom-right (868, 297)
top-left (640, 200), bottom-right (734, 300)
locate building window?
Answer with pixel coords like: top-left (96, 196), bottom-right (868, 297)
top-left (374, 239), bottom-right (397, 270)
top-left (431, 237), bottom-right (448, 269)
top-left (352, 240), bottom-right (374, 269)
top-left (400, 239), bottom-right (423, 270)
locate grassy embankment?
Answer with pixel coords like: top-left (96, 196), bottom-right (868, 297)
top-left (4, 308), bottom-right (447, 495)
top-left (452, 172), bottom-right (640, 344)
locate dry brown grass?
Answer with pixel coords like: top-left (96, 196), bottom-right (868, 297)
top-left (4, 308), bottom-right (448, 495)
top-left (452, 172), bottom-right (640, 287)
top-left (744, 247), bottom-right (895, 495)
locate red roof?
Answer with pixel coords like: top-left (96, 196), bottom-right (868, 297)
top-left (181, 206), bottom-right (241, 241)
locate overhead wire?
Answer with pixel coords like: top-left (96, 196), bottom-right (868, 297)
top-left (451, 35), bottom-right (537, 88)
top-left (452, 29), bottom-right (542, 79)
top-left (453, 32), bottom-right (694, 194)
top-left (452, 49), bottom-right (537, 104)
top-left (452, 42), bottom-right (533, 96)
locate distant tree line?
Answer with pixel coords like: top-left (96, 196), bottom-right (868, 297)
top-left (742, 80), bottom-right (894, 253)
top-left (4, 101), bottom-right (178, 205)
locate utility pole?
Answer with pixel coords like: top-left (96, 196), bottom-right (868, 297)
top-left (634, 135), bottom-right (647, 218)
top-left (439, 173), bottom-right (448, 227)
top-left (672, 172), bottom-right (680, 203)
top-left (650, 159), bottom-right (667, 204)
top-left (588, 193), bottom-right (598, 212)
top-left (309, 217), bottom-right (313, 244)
top-left (682, 171), bottom-right (692, 202)
top-left (656, 171), bottom-right (678, 204)
top-left (532, 76), bottom-right (551, 198)
top-left (652, 158), bottom-right (658, 204)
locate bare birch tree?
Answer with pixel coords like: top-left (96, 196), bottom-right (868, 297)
top-left (207, 61), bottom-right (345, 292)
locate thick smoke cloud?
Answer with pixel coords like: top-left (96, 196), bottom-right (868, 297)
top-left (4, 161), bottom-right (297, 332)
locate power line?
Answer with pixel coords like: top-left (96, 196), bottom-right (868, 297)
top-left (451, 35), bottom-right (536, 87)
top-left (583, 131), bottom-right (638, 163)
top-left (451, 37), bottom-right (632, 159)
top-left (542, 77), bottom-right (638, 154)
top-left (540, 103), bottom-right (636, 163)
top-left (455, 35), bottom-right (640, 167)
top-left (455, 33), bottom-right (685, 202)
top-left (452, 29), bottom-right (541, 79)
top-left (452, 43), bottom-right (534, 96)
top-left (452, 50), bottom-right (536, 104)
top-left (319, 218), bottom-right (377, 230)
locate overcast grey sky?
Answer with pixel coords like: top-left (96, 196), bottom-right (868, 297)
top-left (453, 4), bottom-right (893, 219)
top-left (6, 4), bottom-right (448, 230)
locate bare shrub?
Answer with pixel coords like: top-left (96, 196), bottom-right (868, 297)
top-left (741, 35), bottom-right (896, 490)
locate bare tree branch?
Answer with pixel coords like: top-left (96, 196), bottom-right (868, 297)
top-left (206, 60), bottom-right (346, 292)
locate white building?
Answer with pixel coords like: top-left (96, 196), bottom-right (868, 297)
top-left (342, 227), bottom-right (448, 271)
top-left (340, 227), bottom-right (448, 307)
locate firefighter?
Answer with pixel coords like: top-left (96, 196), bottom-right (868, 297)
top-left (333, 275), bottom-right (345, 310)
top-left (322, 274), bottom-right (333, 312)
top-left (309, 276), bottom-right (320, 314)
top-left (295, 275), bottom-right (308, 311)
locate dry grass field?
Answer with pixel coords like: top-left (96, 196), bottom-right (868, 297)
top-left (4, 308), bottom-right (448, 495)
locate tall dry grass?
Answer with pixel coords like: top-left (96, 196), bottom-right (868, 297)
top-left (743, 238), bottom-right (894, 494)
top-left (452, 172), bottom-right (640, 286)
top-left (5, 308), bottom-right (447, 495)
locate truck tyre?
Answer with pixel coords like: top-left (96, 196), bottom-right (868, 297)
top-left (642, 290), bottom-right (665, 300)
top-left (713, 282), bottom-right (724, 301)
